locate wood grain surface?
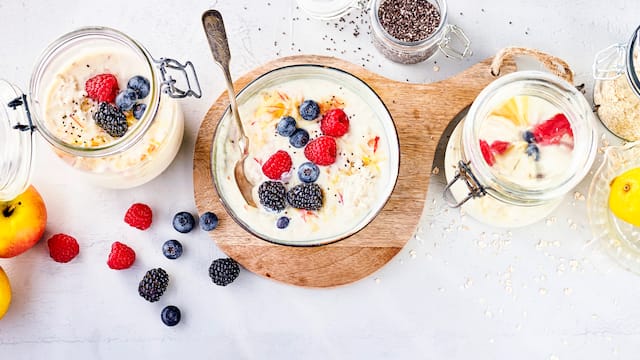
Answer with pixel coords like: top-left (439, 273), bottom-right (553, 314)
top-left (193, 55), bottom-right (516, 288)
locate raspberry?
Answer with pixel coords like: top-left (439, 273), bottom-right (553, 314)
top-left (533, 113), bottom-right (573, 145)
top-left (479, 139), bottom-right (495, 166)
top-left (124, 203), bottom-right (153, 230)
top-left (304, 136), bottom-right (337, 166)
top-left (85, 73), bottom-right (119, 103)
top-left (261, 150), bottom-right (292, 180)
top-left (320, 108), bottom-right (350, 137)
top-left (107, 241), bottom-right (136, 270)
top-left (490, 140), bottom-right (510, 154)
top-left (47, 233), bottom-right (79, 263)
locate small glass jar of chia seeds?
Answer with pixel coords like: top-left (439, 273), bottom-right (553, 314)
top-left (369, 0), bottom-right (471, 64)
top-left (592, 25), bottom-right (640, 141)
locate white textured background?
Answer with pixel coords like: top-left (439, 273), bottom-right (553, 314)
top-left (1, 0), bottom-right (639, 359)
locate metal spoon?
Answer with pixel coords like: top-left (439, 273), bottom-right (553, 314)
top-left (202, 9), bottom-right (256, 207)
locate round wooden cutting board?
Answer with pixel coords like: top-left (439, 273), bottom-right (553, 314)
top-left (194, 55), bottom-right (516, 288)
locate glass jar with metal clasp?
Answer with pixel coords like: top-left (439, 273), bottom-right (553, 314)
top-left (0, 26), bottom-right (201, 199)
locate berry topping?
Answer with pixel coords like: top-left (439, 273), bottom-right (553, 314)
top-left (522, 130), bottom-right (536, 144)
top-left (124, 203), bottom-right (153, 230)
top-left (304, 136), bottom-right (337, 166)
top-left (132, 103), bottom-right (147, 120)
top-left (161, 305), bottom-right (181, 327)
top-left (47, 233), bottom-right (79, 263)
top-left (286, 183), bottom-right (324, 211)
top-left (115, 88), bottom-right (138, 111)
top-left (526, 143), bottom-right (541, 161)
top-left (289, 128), bottom-right (310, 148)
top-left (299, 99), bottom-right (320, 120)
top-left (262, 150), bottom-right (293, 180)
top-left (199, 211), bottom-right (219, 231)
top-left (276, 216), bottom-right (290, 229)
top-left (138, 268), bottom-right (169, 302)
top-left (173, 211), bottom-right (196, 233)
top-left (162, 239), bottom-right (183, 260)
top-left (490, 140), bottom-right (511, 155)
top-left (107, 241), bottom-right (136, 270)
top-left (277, 116), bottom-right (297, 137)
top-left (93, 102), bottom-right (128, 137)
top-left (209, 258), bottom-right (240, 286)
top-left (258, 181), bottom-right (287, 212)
top-left (85, 73), bottom-right (119, 103)
top-left (297, 162), bottom-right (320, 183)
top-left (533, 113), bottom-right (573, 145)
top-left (479, 139), bottom-right (495, 166)
top-left (127, 75), bottom-right (151, 99)
top-left (320, 108), bottom-right (350, 137)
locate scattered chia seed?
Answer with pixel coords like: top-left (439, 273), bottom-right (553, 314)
top-left (378, 0), bottom-right (441, 42)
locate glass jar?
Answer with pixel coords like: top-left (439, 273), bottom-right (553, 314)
top-left (593, 25), bottom-right (640, 141)
top-left (369, 0), bottom-right (471, 64)
top-left (295, 0), bottom-right (366, 20)
top-left (443, 71), bottom-right (598, 227)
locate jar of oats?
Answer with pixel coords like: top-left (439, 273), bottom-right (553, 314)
top-left (593, 25), bottom-right (640, 141)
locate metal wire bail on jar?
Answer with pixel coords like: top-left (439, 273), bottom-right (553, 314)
top-left (592, 25), bottom-right (640, 141)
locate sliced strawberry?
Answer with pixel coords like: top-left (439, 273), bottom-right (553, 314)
top-left (479, 139), bottom-right (495, 166)
top-left (532, 113), bottom-right (573, 145)
top-left (490, 140), bottom-right (511, 154)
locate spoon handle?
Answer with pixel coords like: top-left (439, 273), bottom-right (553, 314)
top-left (202, 10), bottom-right (246, 138)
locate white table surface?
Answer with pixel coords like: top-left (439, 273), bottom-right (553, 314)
top-left (2, 0), bottom-right (640, 359)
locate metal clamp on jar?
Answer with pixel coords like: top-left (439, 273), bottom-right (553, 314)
top-left (442, 48), bottom-right (598, 228)
top-left (593, 25), bottom-right (640, 141)
top-left (1, 27), bottom-right (201, 196)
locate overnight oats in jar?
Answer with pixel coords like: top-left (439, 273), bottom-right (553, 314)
top-left (28, 27), bottom-right (200, 188)
top-left (444, 71), bottom-right (597, 227)
top-left (369, 0), bottom-right (471, 64)
top-left (213, 65), bottom-right (399, 246)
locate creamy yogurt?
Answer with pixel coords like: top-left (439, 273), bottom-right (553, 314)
top-left (42, 47), bottom-right (184, 188)
top-left (214, 75), bottom-right (396, 244)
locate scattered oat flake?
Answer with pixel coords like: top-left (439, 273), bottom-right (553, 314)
top-left (433, 65), bottom-right (440, 72)
top-left (374, 277), bottom-right (381, 284)
top-left (409, 249), bottom-right (417, 259)
top-left (539, 288), bottom-right (548, 295)
top-left (432, 166), bottom-right (440, 175)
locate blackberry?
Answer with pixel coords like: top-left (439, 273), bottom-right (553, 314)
top-left (93, 102), bottom-right (128, 137)
top-left (209, 258), bottom-right (240, 286)
top-left (138, 268), bottom-right (169, 302)
top-left (286, 183), bottom-right (323, 210)
top-left (258, 181), bottom-right (287, 212)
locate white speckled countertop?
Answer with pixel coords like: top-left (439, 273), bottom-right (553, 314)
top-left (1, 0), bottom-right (640, 359)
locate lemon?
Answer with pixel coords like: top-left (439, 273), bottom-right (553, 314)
top-left (608, 167), bottom-right (640, 227)
top-left (0, 266), bottom-right (11, 320)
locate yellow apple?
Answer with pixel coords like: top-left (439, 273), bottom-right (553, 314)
top-left (0, 185), bottom-right (47, 258)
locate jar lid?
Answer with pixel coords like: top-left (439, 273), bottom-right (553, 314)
top-left (0, 79), bottom-right (34, 201)
top-left (296, 0), bottom-right (361, 20)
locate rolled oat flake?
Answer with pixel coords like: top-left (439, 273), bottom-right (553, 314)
top-left (378, 0), bottom-right (441, 42)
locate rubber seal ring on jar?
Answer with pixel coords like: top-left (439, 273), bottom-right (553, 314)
top-left (154, 57), bottom-right (202, 99)
top-left (438, 24), bottom-right (472, 60)
top-left (0, 80), bottom-right (35, 201)
top-left (442, 160), bottom-right (488, 208)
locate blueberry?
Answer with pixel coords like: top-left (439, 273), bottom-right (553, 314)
top-left (132, 103), bottom-right (147, 120)
top-left (127, 75), bottom-right (151, 99)
top-left (161, 305), bottom-right (181, 327)
top-left (276, 216), bottom-right (290, 229)
top-left (299, 100), bottom-right (320, 120)
top-left (199, 211), bottom-right (219, 231)
top-left (115, 89), bottom-right (138, 111)
top-left (173, 211), bottom-right (195, 233)
top-left (297, 162), bottom-right (320, 183)
top-left (277, 116), bottom-right (297, 137)
top-left (526, 143), bottom-right (540, 161)
top-left (522, 130), bottom-right (536, 144)
top-left (289, 128), bottom-right (309, 148)
top-left (162, 239), bottom-right (183, 260)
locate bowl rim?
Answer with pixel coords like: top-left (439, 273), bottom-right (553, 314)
top-left (209, 63), bottom-right (401, 247)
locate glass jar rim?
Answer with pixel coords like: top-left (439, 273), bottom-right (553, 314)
top-left (462, 71), bottom-right (598, 205)
top-left (371, 0), bottom-right (448, 48)
top-left (625, 25), bottom-right (640, 98)
top-left (28, 26), bottom-right (160, 158)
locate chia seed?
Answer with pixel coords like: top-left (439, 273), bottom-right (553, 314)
top-left (378, 0), bottom-right (441, 43)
